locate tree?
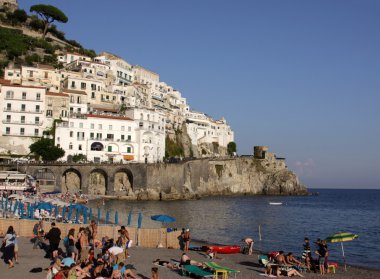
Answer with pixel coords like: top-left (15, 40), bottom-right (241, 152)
top-left (72, 154), bottom-right (87, 163)
top-left (7, 9), bottom-right (28, 25)
top-left (227, 141), bottom-right (237, 156)
top-left (30, 4), bottom-right (68, 39)
top-left (29, 138), bottom-right (65, 161)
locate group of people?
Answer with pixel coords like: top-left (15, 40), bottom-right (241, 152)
top-left (1, 220), bottom-right (161, 279)
top-left (302, 237), bottom-right (329, 275)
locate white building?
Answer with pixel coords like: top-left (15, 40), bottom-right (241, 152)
top-left (0, 83), bottom-right (47, 155)
top-left (58, 52), bottom-right (92, 65)
top-left (185, 111), bottom-right (234, 149)
top-left (55, 108), bottom-right (166, 163)
top-left (95, 52), bottom-right (134, 86)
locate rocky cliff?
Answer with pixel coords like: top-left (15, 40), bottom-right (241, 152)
top-left (131, 157), bottom-right (308, 200)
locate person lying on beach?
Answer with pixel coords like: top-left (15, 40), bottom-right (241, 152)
top-left (180, 253), bottom-right (203, 267)
top-left (153, 259), bottom-right (179, 270)
top-left (279, 267), bottom-right (305, 277)
top-left (111, 262), bottom-right (140, 279)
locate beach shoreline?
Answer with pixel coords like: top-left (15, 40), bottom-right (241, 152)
top-left (1, 237), bottom-right (379, 279)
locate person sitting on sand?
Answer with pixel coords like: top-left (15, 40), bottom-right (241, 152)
top-left (180, 253), bottom-right (203, 267)
top-left (153, 259), bottom-right (179, 270)
top-left (275, 251), bottom-right (286, 265)
top-left (285, 252), bottom-right (302, 266)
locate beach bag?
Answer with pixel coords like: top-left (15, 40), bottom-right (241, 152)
top-left (63, 236), bottom-right (69, 248)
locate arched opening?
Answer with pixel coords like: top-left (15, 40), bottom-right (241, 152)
top-left (89, 169), bottom-right (107, 195)
top-left (113, 168), bottom-right (133, 195)
top-left (61, 168), bottom-right (81, 193)
top-left (34, 168), bottom-right (56, 192)
top-left (91, 142), bottom-right (104, 151)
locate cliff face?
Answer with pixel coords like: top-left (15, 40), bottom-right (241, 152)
top-left (133, 157), bottom-right (308, 200)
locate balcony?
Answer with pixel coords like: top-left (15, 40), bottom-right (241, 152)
top-left (3, 108), bottom-right (43, 114)
top-left (3, 132), bottom-right (40, 137)
top-left (2, 120), bottom-right (43, 126)
top-left (4, 96), bottom-right (43, 102)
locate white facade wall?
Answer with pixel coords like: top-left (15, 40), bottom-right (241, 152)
top-left (58, 53), bottom-right (91, 64)
top-left (0, 85), bottom-right (47, 154)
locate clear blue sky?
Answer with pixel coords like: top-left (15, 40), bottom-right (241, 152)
top-left (19, 0), bottom-right (380, 189)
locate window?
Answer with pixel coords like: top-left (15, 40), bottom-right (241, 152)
top-left (128, 126), bottom-right (131, 132)
top-left (34, 129), bottom-right (39, 136)
top-left (70, 122), bottom-right (74, 128)
top-left (44, 72), bottom-right (48, 78)
top-left (36, 93), bottom-right (41, 100)
top-left (6, 91), bottom-right (13, 99)
top-left (91, 84), bottom-right (96, 90)
top-left (36, 105), bottom-right (40, 112)
top-left (108, 146), bottom-right (112, 152)
top-left (90, 132), bottom-right (94, 139)
top-left (20, 128), bottom-right (25, 135)
top-left (109, 125), bottom-right (112, 130)
top-left (127, 147), bottom-right (131, 153)
top-left (70, 131), bottom-right (73, 137)
top-left (77, 96), bottom-right (81, 103)
top-left (69, 143), bottom-right (73, 150)
top-left (96, 133), bottom-right (102, 139)
top-left (90, 123), bottom-right (94, 129)
top-left (6, 115), bottom-right (11, 123)
top-left (71, 81), bottom-right (75, 88)
top-left (22, 92), bottom-right (26, 99)
top-left (79, 123), bottom-right (83, 128)
top-left (106, 134), bottom-right (114, 140)
top-left (21, 116), bottom-right (25, 123)
top-left (127, 135), bottom-right (131, 141)
top-left (70, 96), bottom-right (74, 103)
top-left (121, 126), bottom-right (125, 131)
top-left (98, 124), bottom-right (102, 130)
top-left (21, 104), bottom-right (26, 112)
top-left (5, 127), bottom-right (10, 135)
top-left (46, 110), bottom-right (53, 117)
top-left (81, 82), bottom-right (86, 89)
top-left (79, 144), bottom-right (82, 151)
top-left (91, 92), bottom-right (95, 99)
top-left (121, 135), bottom-right (125, 140)
top-left (35, 117), bottom-right (40, 124)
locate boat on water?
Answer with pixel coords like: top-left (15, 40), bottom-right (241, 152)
top-left (269, 202), bottom-right (283, 205)
top-left (202, 245), bottom-right (241, 254)
top-left (0, 171), bottom-right (36, 192)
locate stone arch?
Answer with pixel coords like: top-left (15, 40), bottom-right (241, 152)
top-left (61, 168), bottom-right (81, 193)
top-left (113, 168), bottom-right (133, 195)
top-left (91, 142), bottom-right (104, 151)
top-left (34, 168), bottom-right (56, 192)
top-left (88, 168), bottom-right (107, 195)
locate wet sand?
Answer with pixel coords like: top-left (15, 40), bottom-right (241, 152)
top-left (1, 237), bottom-right (380, 279)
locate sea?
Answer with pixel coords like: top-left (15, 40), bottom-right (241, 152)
top-left (88, 188), bottom-right (380, 269)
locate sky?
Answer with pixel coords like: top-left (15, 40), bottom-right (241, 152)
top-left (18, 0), bottom-right (380, 189)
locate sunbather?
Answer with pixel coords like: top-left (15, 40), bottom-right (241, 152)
top-left (285, 252), bottom-right (302, 266)
top-left (153, 259), bottom-right (179, 270)
top-left (180, 253), bottom-right (203, 267)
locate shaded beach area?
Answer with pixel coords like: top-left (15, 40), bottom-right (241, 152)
top-left (2, 237), bottom-right (380, 279)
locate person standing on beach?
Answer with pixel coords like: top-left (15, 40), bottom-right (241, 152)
top-left (32, 220), bottom-right (44, 249)
top-left (90, 220), bottom-right (98, 243)
top-left (2, 226), bottom-right (16, 268)
top-left (45, 222), bottom-right (61, 259)
top-left (302, 237), bottom-right (315, 273)
top-left (242, 237), bottom-right (254, 255)
top-left (150, 266), bottom-right (159, 279)
top-left (79, 229), bottom-right (90, 262)
top-left (183, 229), bottom-right (191, 252)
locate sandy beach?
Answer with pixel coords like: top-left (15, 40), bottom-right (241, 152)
top-left (1, 237), bottom-right (379, 279)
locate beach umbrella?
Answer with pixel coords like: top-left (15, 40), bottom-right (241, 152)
top-left (151, 214), bottom-right (176, 223)
top-left (89, 208), bottom-right (93, 221)
top-left (13, 200), bottom-right (19, 214)
top-left (137, 212), bottom-right (143, 229)
top-left (1, 196), bottom-right (3, 209)
top-left (127, 210), bottom-right (132, 226)
top-left (115, 210), bottom-right (118, 225)
top-left (62, 206), bottom-right (66, 219)
top-left (9, 199), bottom-right (13, 211)
top-left (54, 205), bottom-right (59, 218)
top-left (325, 232), bottom-right (359, 271)
top-left (75, 208), bottom-right (80, 224)
top-left (20, 202), bottom-right (24, 218)
top-left (84, 208), bottom-right (88, 224)
top-left (5, 198), bottom-right (8, 212)
top-left (105, 209), bottom-right (110, 224)
top-left (68, 205), bottom-right (73, 221)
top-left (97, 207), bottom-right (101, 223)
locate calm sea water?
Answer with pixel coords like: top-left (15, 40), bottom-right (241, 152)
top-left (89, 189), bottom-right (380, 269)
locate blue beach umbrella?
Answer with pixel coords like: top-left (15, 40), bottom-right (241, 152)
top-left (5, 198), bottom-right (8, 212)
top-left (127, 211), bottom-right (132, 226)
top-left (75, 208), bottom-right (80, 224)
top-left (62, 206), bottom-right (66, 219)
top-left (13, 200), bottom-right (18, 214)
top-left (68, 206), bottom-right (72, 221)
top-left (83, 208), bottom-right (88, 224)
top-left (105, 209), bottom-right (110, 224)
top-left (89, 208), bottom-right (93, 221)
top-left (97, 207), bottom-right (101, 223)
top-left (1, 196), bottom-right (3, 209)
top-left (137, 212), bottom-right (143, 229)
top-left (20, 202), bottom-right (24, 218)
top-left (9, 199), bottom-right (13, 211)
top-left (54, 205), bottom-right (59, 218)
top-left (115, 210), bottom-right (118, 225)
top-left (151, 214), bottom-right (176, 223)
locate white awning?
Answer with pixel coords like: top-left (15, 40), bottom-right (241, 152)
top-left (7, 174), bottom-right (26, 180)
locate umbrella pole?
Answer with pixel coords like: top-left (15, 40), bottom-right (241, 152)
top-left (341, 241), bottom-right (347, 271)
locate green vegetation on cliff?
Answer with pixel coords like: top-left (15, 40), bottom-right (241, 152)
top-left (165, 136), bottom-right (184, 158)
